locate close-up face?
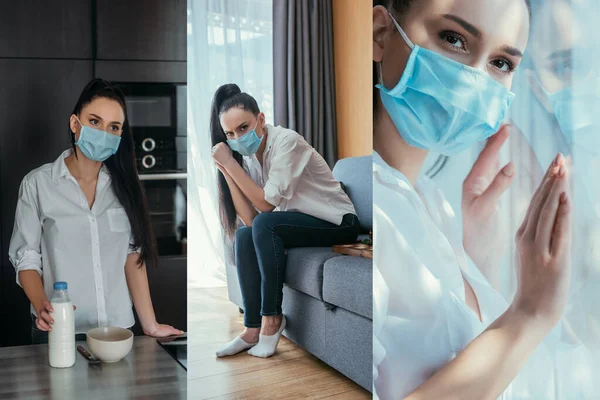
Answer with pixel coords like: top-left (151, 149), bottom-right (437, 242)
top-left (70, 96), bottom-right (126, 141)
top-left (527, 0), bottom-right (579, 94)
top-left (527, 0), bottom-right (600, 94)
top-left (220, 108), bottom-right (265, 140)
top-left (373, 0), bottom-right (531, 91)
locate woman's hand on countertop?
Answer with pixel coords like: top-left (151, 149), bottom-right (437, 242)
top-left (143, 322), bottom-right (184, 338)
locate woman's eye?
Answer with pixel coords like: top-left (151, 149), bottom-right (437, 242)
top-left (440, 31), bottom-right (467, 52)
top-left (90, 119), bottom-right (99, 125)
top-left (550, 58), bottom-right (574, 81)
top-left (491, 59), bottom-right (515, 74)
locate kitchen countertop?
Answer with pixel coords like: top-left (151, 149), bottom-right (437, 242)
top-left (0, 336), bottom-right (186, 400)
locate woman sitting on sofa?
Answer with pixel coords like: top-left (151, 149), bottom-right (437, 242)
top-left (210, 83), bottom-right (360, 358)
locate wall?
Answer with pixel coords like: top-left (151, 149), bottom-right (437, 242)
top-left (332, 0), bottom-right (372, 159)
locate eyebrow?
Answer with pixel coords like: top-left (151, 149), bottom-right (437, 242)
top-left (225, 121), bottom-right (249, 135)
top-left (88, 113), bottom-right (123, 125)
top-left (442, 14), bottom-right (524, 59)
top-left (500, 45), bottom-right (523, 58)
top-left (442, 14), bottom-right (481, 38)
top-left (547, 49), bottom-right (572, 61)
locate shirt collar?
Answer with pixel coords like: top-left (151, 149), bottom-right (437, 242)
top-left (51, 148), bottom-right (110, 181)
top-left (263, 123), bottom-right (277, 155)
top-left (372, 150), bottom-right (414, 190)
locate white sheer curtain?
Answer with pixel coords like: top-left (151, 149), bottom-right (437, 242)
top-left (428, 0), bottom-right (600, 395)
top-left (187, 0), bottom-right (273, 288)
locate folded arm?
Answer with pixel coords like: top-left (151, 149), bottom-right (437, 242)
top-left (220, 168), bottom-right (258, 226)
top-left (222, 159), bottom-right (275, 213)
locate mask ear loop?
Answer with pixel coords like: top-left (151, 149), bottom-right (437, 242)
top-left (73, 116), bottom-right (84, 144)
top-left (253, 117), bottom-right (260, 132)
top-left (387, 11), bottom-right (414, 49)
top-left (378, 11), bottom-right (414, 89)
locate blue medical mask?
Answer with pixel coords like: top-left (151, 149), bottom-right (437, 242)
top-left (226, 120), bottom-right (264, 156)
top-left (74, 117), bottom-right (122, 162)
top-left (376, 13), bottom-right (515, 156)
top-left (547, 77), bottom-right (600, 154)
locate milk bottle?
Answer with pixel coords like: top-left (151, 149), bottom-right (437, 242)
top-left (48, 281), bottom-right (75, 368)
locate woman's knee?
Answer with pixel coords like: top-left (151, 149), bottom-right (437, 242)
top-left (252, 212), bottom-right (276, 232)
top-left (234, 227), bottom-right (254, 253)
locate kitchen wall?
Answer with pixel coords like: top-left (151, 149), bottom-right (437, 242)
top-left (0, 0), bottom-right (187, 347)
top-left (332, 0), bottom-right (372, 159)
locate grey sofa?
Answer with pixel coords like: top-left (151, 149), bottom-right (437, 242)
top-left (225, 155), bottom-right (373, 391)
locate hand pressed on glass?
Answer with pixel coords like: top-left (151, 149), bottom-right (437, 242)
top-left (513, 153), bottom-right (572, 324)
top-left (462, 125), bottom-right (515, 279)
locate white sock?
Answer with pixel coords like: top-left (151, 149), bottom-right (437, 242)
top-left (215, 336), bottom-right (256, 358)
top-left (247, 316), bottom-right (286, 358)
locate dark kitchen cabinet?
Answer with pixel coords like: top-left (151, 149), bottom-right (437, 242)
top-left (0, 1), bottom-right (92, 59)
top-left (130, 256), bottom-right (188, 335)
top-left (95, 60), bottom-right (187, 83)
top-left (96, 0), bottom-right (187, 61)
top-left (0, 59), bottom-right (93, 346)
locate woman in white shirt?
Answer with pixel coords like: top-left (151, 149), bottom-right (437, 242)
top-left (372, 1), bottom-right (576, 399)
top-left (210, 84), bottom-right (360, 358)
top-left (9, 79), bottom-right (183, 343)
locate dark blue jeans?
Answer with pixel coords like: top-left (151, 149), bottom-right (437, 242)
top-left (235, 212), bottom-right (360, 327)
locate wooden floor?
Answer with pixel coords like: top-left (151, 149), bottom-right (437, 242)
top-left (188, 287), bottom-right (371, 399)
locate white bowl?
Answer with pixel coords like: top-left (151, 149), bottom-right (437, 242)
top-left (86, 327), bottom-right (133, 363)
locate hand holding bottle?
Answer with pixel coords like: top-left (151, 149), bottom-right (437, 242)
top-left (35, 300), bottom-right (76, 332)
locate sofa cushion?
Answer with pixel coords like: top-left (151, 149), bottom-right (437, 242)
top-left (284, 247), bottom-right (344, 300)
top-left (333, 155), bottom-right (372, 232)
top-left (322, 256), bottom-right (372, 319)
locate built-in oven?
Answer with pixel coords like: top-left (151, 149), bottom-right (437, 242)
top-left (117, 83), bottom-right (187, 257)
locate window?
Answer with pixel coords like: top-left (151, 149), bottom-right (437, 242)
top-left (187, 0), bottom-right (273, 288)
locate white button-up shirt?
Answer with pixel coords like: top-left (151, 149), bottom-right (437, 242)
top-left (372, 151), bottom-right (589, 400)
top-left (9, 149), bottom-right (137, 333)
top-left (242, 124), bottom-right (356, 225)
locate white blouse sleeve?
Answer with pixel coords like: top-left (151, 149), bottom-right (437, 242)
top-left (373, 259), bottom-right (389, 400)
top-left (128, 235), bottom-right (141, 255)
top-left (9, 178), bottom-right (43, 287)
top-left (263, 134), bottom-right (312, 207)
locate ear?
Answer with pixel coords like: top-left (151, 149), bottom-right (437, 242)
top-left (524, 69), bottom-right (553, 114)
top-left (259, 112), bottom-right (266, 128)
top-left (373, 5), bottom-right (390, 64)
top-left (70, 114), bottom-right (81, 137)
